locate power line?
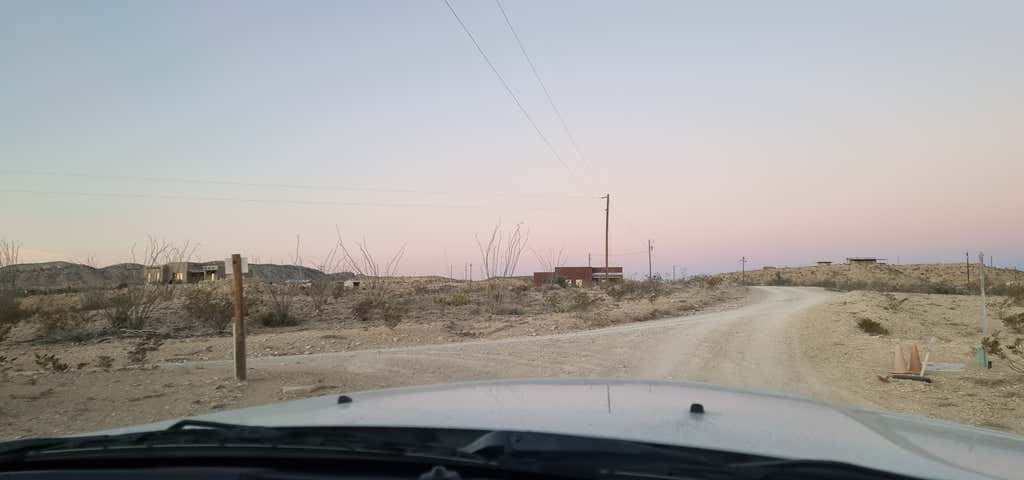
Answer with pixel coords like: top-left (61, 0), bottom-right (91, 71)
top-left (0, 169), bottom-right (594, 200)
top-left (0, 188), bottom-right (569, 211)
top-left (442, 0), bottom-right (576, 180)
top-left (495, 0), bottom-right (590, 169)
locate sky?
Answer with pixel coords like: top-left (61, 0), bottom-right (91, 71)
top-left (1, 0), bottom-right (1022, 277)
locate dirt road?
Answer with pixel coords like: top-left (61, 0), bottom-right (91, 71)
top-left (235, 286), bottom-right (858, 405)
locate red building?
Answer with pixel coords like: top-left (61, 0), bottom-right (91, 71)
top-left (533, 266), bottom-right (624, 287)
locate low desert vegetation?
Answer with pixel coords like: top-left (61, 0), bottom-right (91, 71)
top-left (34, 306), bottom-right (96, 343)
top-left (78, 289), bottom-right (108, 311)
top-left (982, 331), bottom-right (1024, 374)
top-left (856, 317), bottom-right (890, 335)
top-left (101, 287), bottom-right (163, 330)
top-left (182, 285), bottom-right (234, 333)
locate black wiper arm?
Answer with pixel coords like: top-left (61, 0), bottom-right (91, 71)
top-left (730, 459), bottom-right (924, 480)
top-left (460, 429), bottom-right (733, 468)
top-left (1, 422), bottom-right (486, 466)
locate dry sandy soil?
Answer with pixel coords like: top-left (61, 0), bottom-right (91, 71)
top-left (796, 290), bottom-right (1024, 433)
top-left (0, 280), bottom-right (746, 440)
top-left (3, 281), bottom-right (1021, 442)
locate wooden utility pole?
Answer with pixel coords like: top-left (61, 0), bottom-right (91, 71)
top-left (230, 254), bottom-right (246, 382)
top-left (979, 251), bottom-right (988, 336)
top-left (647, 240), bottom-right (653, 281)
top-left (602, 194), bottom-right (610, 278)
top-left (740, 256), bottom-right (748, 283)
top-left (965, 252), bottom-right (970, 290)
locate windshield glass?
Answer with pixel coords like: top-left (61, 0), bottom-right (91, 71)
top-left (1, 0), bottom-right (1021, 472)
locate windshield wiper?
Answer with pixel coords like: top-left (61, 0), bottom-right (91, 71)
top-left (0, 424), bottom-right (921, 480)
top-left (729, 459), bottom-right (924, 480)
top-left (0, 420), bottom-right (485, 465)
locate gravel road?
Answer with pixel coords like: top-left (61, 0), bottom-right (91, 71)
top-left (247, 286), bottom-right (863, 406)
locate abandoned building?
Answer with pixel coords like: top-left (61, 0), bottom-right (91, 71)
top-left (533, 266), bottom-right (624, 287)
top-left (846, 257), bottom-right (885, 265)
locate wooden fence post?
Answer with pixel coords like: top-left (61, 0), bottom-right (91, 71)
top-left (231, 254), bottom-right (246, 381)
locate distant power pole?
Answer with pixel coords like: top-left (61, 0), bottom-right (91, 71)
top-left (602, 194), bottom-right (610, 277)
top-left (740, 256), bottom-right (748, 283)
top-left (647, 240), bottom-right (653, 281)
top-left (469, 263), bottom-right (473, 282)
top-left (588, 253), bottom-right (592, 267)
top-left (965, 252), bottom-right (970, 290)
top-left (979, 252), bottom-right (988, 336)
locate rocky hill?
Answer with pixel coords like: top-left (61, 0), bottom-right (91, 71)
top-left (0, 261), bottom-right (144, 292)
top-left (715, 262), bottom-right (1023, 293)
top-left (0, 261), bottom-right (342, 292)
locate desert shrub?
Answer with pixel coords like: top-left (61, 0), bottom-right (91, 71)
top-left (78, 290), bottom-right (108, 311)
top-left (351, 295), bottom-right (407, 327)
top-left (101, 287), bottom-right (162, 330)
top-left (882, 293), bottom-right (908, 312)
top-left (567, 291), bottom-right (599, 312)
top-left (436, 291), bottom-right (471, 307)
top-left (254, 309), bottom-right (300, 328)
top-left (1, 290), bottom-right (31, 342)
top-left (990, 283), bottom-right (1024, 305)
top-left (767, 271), bottom-right (792, 286)
top-left (0, 289), bottom-right (30, 324)
top-left (95, 355), bottom-right (114, 371)
top-left (126, 338), bottom-right (163, 364)
top-left (33, 352), bottom-right (69, 372)
top-left (605, 281), bottom-right (664, 301)
top-left (34, 307), bottom-right (96, 342)
top-left (856, 318), bottom-right (889, 335)
top-left (542, 291), bottom-right (563, 312)
top-left (0, 355), bottom-right (16, 381)
top-left (489, 303), bottom-right (524, 315)
top-left (308, 277), bottom-right (334, 315)
top-left (183, 286), bottom-right (233, 332)
top-left (982, 331), bottom-right (1024, 373)
top-left (262, 284), bottom-right (299, 327)
top-left (1003, 312), bottom-right (1024, 334)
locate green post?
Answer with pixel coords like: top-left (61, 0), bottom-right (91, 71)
top-left (974, 346), bottom-right (988, 368)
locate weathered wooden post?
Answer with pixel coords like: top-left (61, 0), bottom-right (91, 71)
top-left (231, 254), bottom-right (246, 381)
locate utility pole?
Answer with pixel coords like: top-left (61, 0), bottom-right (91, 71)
top-left (469, 263), bottom-right (473, 282)
top-left (647, 240), bottom-right (653, 281)
top-left (979, 252), bottom-right (988, 336)
top-left (602, 194), bottom-right (610, 278)
top-left (965, 251), bottom-right (970, 290)
top-left (588, 253), bottom-right (592, 267)
top-left (739, 256), bottom-right (748, 283)
top-left (230, 254), bottom-right (246, 382)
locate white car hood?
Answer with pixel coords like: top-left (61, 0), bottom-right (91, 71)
top-left (91, 379), bottom-right (1023, 480)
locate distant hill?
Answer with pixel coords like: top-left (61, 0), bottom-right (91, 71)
top-left (715, 262), bottom-right (1023, 293)
top-left (248, 264), bottom-right (326, 283)
top-left (0, 261), bottom-right (344, 292)
top-left (0, 261), bottom-right (144, 292)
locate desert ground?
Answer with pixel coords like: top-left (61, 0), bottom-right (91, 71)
top-left (2, 262), bottom-right (1022, 440)
top-left (0, 275), bottom-right (746, 439)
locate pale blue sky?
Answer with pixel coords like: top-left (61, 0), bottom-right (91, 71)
top-left (2, 1), bottom-right (1022, 275)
